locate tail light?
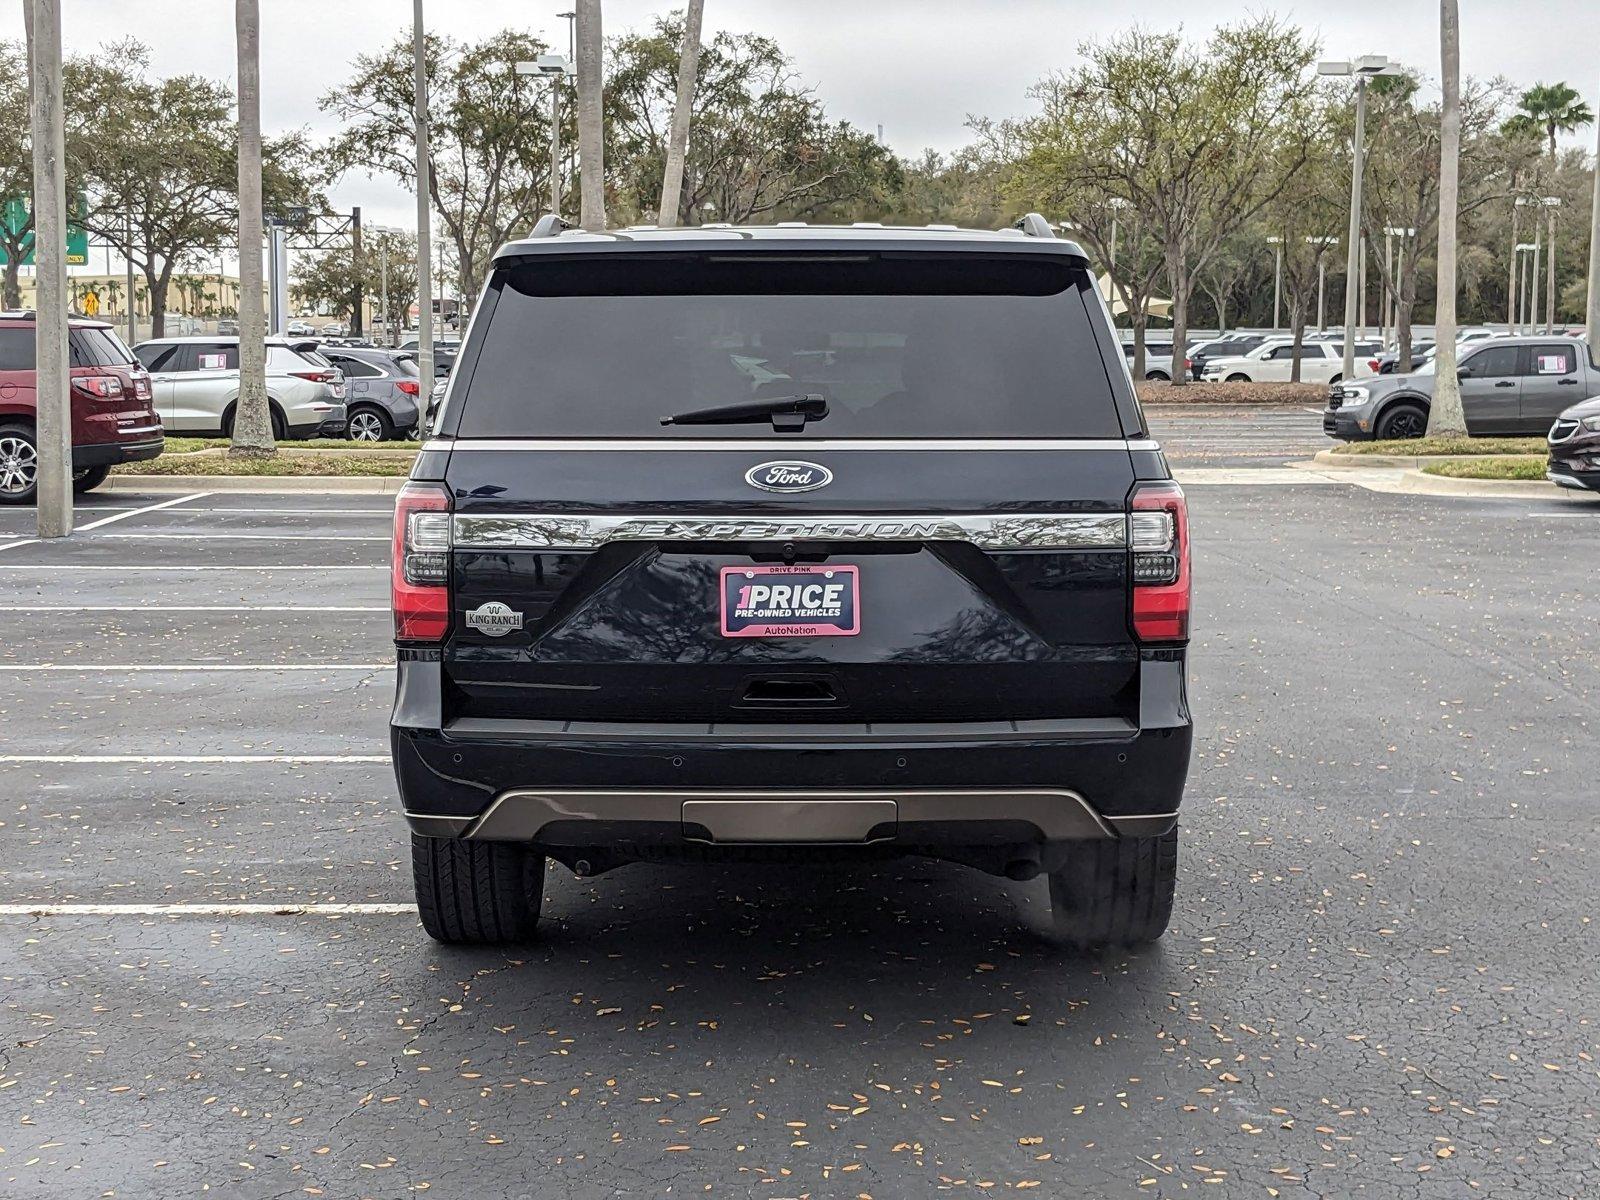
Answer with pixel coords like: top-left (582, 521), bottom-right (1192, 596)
top-left (72, 374), bottom-right (124, 399)
top-left (290, 370), bottom-right (337, 384)
top-left (1184, 358), bottom-right (1193, 369)
top-left (395, 379), bottom-right (420, 396)
top-left (393, 481), bottom-right (452, 641)
top-left (131, 371), bottom-right (152, 400)
top-left (1130, 482), bottom-right (1190, 642)
top-left (1367, 359), bottom-right (1380, 373)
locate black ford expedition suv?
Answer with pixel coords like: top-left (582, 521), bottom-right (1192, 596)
top-left (392, 214), bottom-right (1192, 948)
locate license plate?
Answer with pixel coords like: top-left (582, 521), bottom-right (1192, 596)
top-left (720, 564), bottom-right (860, 638)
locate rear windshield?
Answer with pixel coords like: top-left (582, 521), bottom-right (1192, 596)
top-left (454, 253), bottom-right (1123, 439)
top-left (70, 327), bottom-right (136, 367)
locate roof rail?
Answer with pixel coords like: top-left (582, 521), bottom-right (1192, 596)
top-left (529, 213), bottom-right (575, 238)
top-left (1012, 212), bottom-right (1055, 239)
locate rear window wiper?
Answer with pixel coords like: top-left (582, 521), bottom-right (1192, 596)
top-left (659, 394), bottom-right (827, 431)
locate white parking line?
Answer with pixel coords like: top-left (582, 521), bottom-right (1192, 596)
top-left (0, 564), bottom-right (385, 571)
top-left (0, 754), bottom-right (390, 763)
top-left (102, 532), bottom-right (390, 542)
top-left (77, 491), bottom-right (211, 532)
top-left (0, 902), bottom-right (416, 916)
top-left (0, 605), bottom-right (387, 612)
top-left (0, 664), bottom-right (392, 672)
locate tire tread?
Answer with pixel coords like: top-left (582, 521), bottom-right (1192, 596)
top-left (1047, 830), bottom-right (1177, 949)
top-left (412, 834), bottom-right (543, 944)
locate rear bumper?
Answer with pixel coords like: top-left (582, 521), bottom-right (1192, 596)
top-left (391, 652), bottom-right (1191, 848)
top-left (72, 437), bottom-right (164, 469)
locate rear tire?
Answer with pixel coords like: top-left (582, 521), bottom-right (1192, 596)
top-left (73, 464), bottom-right (111, 493)
top-left (1046, 830), bottom-right (1177, 949)
top-left (0, 423), bottom-right (37, 505)
top-left (1375, 402), bottom-right (1428, 440)
top-left (347, 404), bottom-right (394, 443)
top-left (412, 834), bottom-right (545, 944)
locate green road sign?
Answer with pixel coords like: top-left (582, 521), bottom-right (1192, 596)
top-left (0, 196), bottom-right (90, 266)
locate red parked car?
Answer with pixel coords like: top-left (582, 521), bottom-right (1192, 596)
top-left (0, 312), bottom-right (164, 503)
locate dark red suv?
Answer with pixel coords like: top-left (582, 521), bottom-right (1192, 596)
top-left (0, 313), bottom-right (164, 503)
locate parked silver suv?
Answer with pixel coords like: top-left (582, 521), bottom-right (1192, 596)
top-left (131, 337), bottom-right (347, 439)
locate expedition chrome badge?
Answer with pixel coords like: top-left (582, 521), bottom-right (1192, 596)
top-left (465, 601), bottom-right (524, 636)
top-left (744, 460), bottom-right (833, 493)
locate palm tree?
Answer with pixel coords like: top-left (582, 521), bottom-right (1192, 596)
top-left (657, 0), bottom-right (704, 228)
top-left (1513, 82), bottom-right (1595, 159)
top-left (231, 0), bottom-right (274, 457)
top-left (1429, 0), bottom-right (1465, 437)
top-left (575, 0), bottom-right (606, 231)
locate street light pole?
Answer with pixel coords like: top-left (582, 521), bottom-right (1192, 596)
top-left (27, 0), bottom-right (70, 536)
top-left (1266, 236), bottom-right (1283, 330)
top-left (1320, 56), bottom-right (1403, 380)
top-left (1541, 196), bottom-right (1561, 332)
top-left (413, 0), bottom-right (433, 386)
top-left (1588, 81), bottom-right (1600, 337)
top-left (514, 56), bottom-right (575, 217)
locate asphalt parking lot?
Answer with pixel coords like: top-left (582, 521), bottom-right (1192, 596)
top-left (2, 416), bottom-right (1597, 1199)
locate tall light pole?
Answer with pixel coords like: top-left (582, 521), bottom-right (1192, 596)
top-left (1539, 195), bottom-right (1561, 332)
top-left (1107, 197), bottom-right (1131, 278)
top-left (26, 0), bottom-right (70, 534)
top-left (514, 55), bottom-right (575, 216)
top-left (1307, 236), bottom-right (1340, 332)
top-left (413, 0), bottom-right (433, 386)
top-left (1320, 56), bottom-right (1403, 379)
top-left (1515, 242), bottom-right (1537, 332)
top-left (1588, 80), bottom-right (1600, 337)
top-left (1265, 235), bottom-right (1283, 329)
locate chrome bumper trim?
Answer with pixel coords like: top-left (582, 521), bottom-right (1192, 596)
top-left (454, 787), bottom-right (1172, 844)
top-left (453, 512), bottom-right (1128, 551)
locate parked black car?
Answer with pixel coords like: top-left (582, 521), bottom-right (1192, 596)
top-left (1373, 341), bottom-right (1435, 375)
top-left (1324, 337), bottom-right (1600, 440)
top-left (392, 215), bottom-right (1194, 949)
top-left (1547, 394), bottom-right (1600, 492)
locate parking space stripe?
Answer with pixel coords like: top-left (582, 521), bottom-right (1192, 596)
top-left (76, 491), bottom-right (211, 532)
top-left (100, 532), bottom-right (390, 542)
top-left (0, 754), bottom-right (391, 763)
top-left (0, 663), bottom-right (391, 672)
top-left (0, 564), bottom-right (385, 571)
top-left (0, 605), bottom-right (387, 612)
top-left (0, 902), bottom-right (416, 916)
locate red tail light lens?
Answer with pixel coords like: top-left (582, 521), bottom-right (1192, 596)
top-left (1367, 359), bottom-right (1380, 372)
top-left (1184, 358), bottom-right (1193, 369)
top-left (392, 481), bottom-right (452, 641)
top-left (395, 379), bottom-right (420, 396)
top-left (1130, 481), bottom-right (1190, 642)
top-left (291, 370), bottom-right (336, 383)
top-left (72, 374), bottom-right (125, 399)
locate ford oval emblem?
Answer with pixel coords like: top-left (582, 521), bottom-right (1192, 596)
top-left (744, 460), bottom-right (833, 493)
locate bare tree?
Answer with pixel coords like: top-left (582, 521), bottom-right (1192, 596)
top-left (575, 0), bottom-right (605, 230)
top-left (230, 0), bottom-right (273, 457)
top-left (656, 0), bottom-right (703, 227)
top-left (1429, 0), bottom-right (1465, 436)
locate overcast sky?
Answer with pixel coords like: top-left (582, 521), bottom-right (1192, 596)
top-left (5, 0), bottom-right (1598, 242)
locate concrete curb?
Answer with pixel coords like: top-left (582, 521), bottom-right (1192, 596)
top-left (1311, 448), bottom-right (1534, 470)
top-left (1397, 468), bottom-right (1599, 501)
top-left (105, 474), bottom-right (407, 494)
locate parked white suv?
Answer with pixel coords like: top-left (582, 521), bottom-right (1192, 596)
top-left (1199, 338), bottom-right (1381, 385)
top-left (132, 338), bottom-right (347, 439)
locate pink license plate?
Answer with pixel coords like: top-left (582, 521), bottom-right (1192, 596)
top-left (719, 564), bottom-right (860, 637)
